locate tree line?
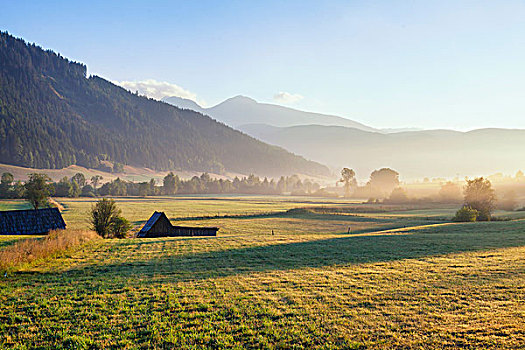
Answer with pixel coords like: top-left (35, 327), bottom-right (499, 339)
top-left (0, 171), bottom-right (322, 200)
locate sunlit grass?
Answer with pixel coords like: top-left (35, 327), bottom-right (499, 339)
top-left (0, 229), bottom-right (100, 272)
top-left (0, 196), bottom-right (523, 348)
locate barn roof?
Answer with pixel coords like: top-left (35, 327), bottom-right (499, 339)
top-left (0, 208), bottom-right (66, 235)
top-left (139, 211), bottom-right (166, 233)
top-left (138, 211), bottom-right (219, 236)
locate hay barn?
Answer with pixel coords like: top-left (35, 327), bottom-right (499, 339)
top-left (0, 208), bottom-right (66, 235)
top-left (137, 211), bottom-right (218, 238)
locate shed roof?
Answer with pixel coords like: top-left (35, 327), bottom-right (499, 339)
top-left (139, 211), bottom-right (219, 235)
top-left (139, 211), bottom-right (166, 233)
top-left (0, 208), bottom-right (66, 235)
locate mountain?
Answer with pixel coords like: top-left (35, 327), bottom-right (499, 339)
top-left (162, 96), bottom-right (205, 113)
top-left (0, 32), bottom-right (329, 177)
top-left (163, 95), bottom-right (379, 132)
top-left (239, 123), bottom-right (525, 179)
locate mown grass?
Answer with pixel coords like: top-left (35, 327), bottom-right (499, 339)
top-left (0, 196), bottom-right (523, 348)
top-left (0, 219), bottom-right (524, 348)
top-left (56, 196), bottom-right (362, 230)
top-left (31, 196), bottom-right (455, 235)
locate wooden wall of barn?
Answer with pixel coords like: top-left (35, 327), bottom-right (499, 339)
top-left (171, 226), bottom-right (218, 237)
top-left (148, 217), bottom-right (174, 236)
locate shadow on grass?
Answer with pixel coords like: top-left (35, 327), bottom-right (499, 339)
top-left (40, 220), bottom-right (525, 287)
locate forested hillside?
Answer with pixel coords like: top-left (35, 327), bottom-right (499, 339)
top-left (0, 32), bottom-right (328, 177)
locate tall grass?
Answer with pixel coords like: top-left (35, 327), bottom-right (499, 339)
top-left (0, 229), bottom-right (100, 272)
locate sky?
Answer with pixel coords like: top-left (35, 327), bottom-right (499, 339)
top-left (2, 0), bottom-right (525, 130)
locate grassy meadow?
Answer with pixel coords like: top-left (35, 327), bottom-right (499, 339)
top-left (0, 196), bottom-right (524, 349)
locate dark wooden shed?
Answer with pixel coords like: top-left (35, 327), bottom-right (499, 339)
top-left (0, 208), bottom-right (66, 235)
top-left (137, 211), bottom-right (218, 238)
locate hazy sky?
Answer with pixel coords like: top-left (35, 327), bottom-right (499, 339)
top-left (2, 0), bottom-right (525, 130)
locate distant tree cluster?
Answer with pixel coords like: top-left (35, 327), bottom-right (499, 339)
top-left (97, 173), bottom-right (321, 196)
top-left (335, 167), bottom-right (401, 200)
top-left (339, 168), bottom-right (357, 197)
top-left (0, 171), bottom-right (321, 200)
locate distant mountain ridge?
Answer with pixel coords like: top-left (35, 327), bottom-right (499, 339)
top-left (239, 123), bottom-right (525, 179)
top-left (163, 95), bottom-right (379, 132)
top-left (0, 32), bottom-right (329, 177)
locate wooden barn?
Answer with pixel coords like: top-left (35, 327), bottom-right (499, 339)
top-left (137, 211), bottom-right (218, 238)
top-left (0, 208), bottom-right (66, 235)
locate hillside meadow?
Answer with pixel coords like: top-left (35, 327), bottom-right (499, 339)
top-left (0, 196), bottom-right (524, 349)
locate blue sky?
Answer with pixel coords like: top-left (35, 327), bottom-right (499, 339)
top-left (2, 0), bottom-right (525, 130)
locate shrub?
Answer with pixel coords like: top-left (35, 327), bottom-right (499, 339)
top-left (90, 199), bottom-right (130, 238)
top-left (453, 206), bottom-right (479, 222)
top-left (110, 216), bottom-right (132, 238)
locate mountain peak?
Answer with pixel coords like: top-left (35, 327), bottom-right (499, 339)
top-left (227, 95), bottom-right (257, 104)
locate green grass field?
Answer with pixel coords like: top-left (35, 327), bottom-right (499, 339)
top-left (0, 196), bottom-right (524, 349)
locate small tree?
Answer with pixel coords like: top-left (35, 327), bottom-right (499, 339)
top-left (13, 180), bottom-right (25, 199)
top-left (24, 173), bottom-right (52, 209)
top-left (90, 175), bottom-right (103, 194)
top-left (90, 199), bottom-right (130, 238)
top-left (1, 172), bottom-right (14, 184)
top-left (55, 176), bottom-right (73, 197)
top-left (339, 168), bottom-right (357, 197)
top-left (368, 168), bottom-right (400, 197)
top-left (163, 172), bottom-right (179, 195)
top-left (0, 172), bottom-right (14, 198)
top-left (463, 177), bottom-right (496, 221)
top-left (71, 173), bottom-right (86, 188)
top-left (90, 198), bottom-right (119, 238)
top-left (70, 180), bottom-right (81, 198)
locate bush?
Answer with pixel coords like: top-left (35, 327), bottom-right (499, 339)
top-left (110, 216), bottom-right (132, 238)
top-left (90, 199), bottom-right (131, 238)
top-left (453, 206), bottom-right (479, 222)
